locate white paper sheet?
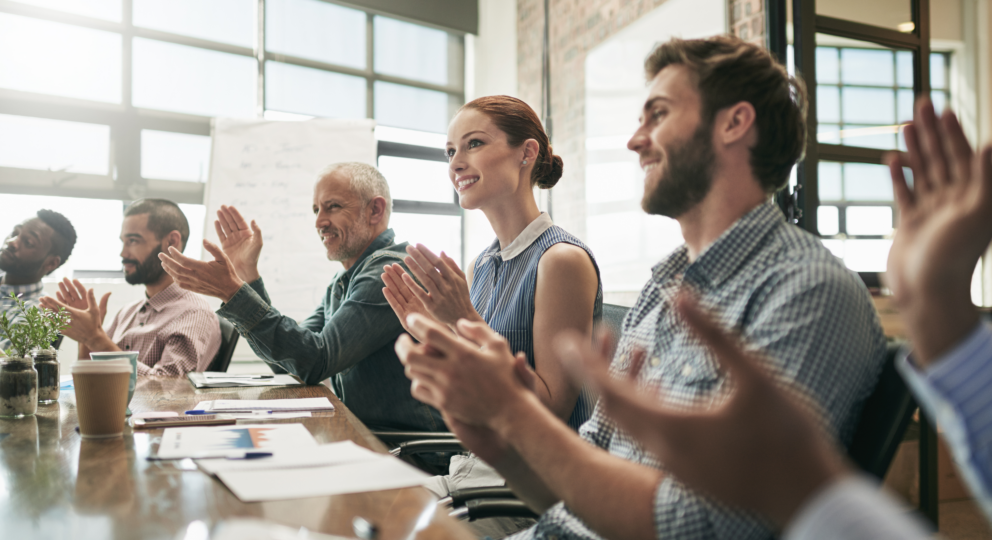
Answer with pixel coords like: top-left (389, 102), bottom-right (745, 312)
top-left (209, 518), bottom-right (350, 540)
top-left (155, 423), bottom-right (317, 459)
top-left (193, 398), bottom-right (334, 412)
top-left (216, 456), bottom-right (431, 502)
top-left (196, 441), bottom-right (380, 475)
top-left (216, 412), bottom-right (312, 420)
top-left (193, 372), bottom-right (303, 387)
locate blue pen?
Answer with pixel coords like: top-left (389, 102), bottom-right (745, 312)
top-left (228, 452), bottom-right (273, 460)
top-left (185, 409), bottom-right (274, 415)
top-left (184, 410), bottom-right (211, 414)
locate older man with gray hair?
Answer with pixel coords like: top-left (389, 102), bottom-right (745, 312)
top-left (159, 162), bottom-right (445, 435)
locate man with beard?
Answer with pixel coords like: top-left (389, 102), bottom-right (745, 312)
top-left (394, 35), bottom-right (886, 540)
top-left (1, 210), bottom-right (77, 351)
top-left (41, 199), bottom-right (220, 376)
top-left (157, 163), bottom-right (445, 434)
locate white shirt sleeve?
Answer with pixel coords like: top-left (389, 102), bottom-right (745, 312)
top-left (784, 475), bottom-right (932, 540)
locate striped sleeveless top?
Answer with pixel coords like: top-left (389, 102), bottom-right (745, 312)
top-left (470, 214), bottom-right (603, 429)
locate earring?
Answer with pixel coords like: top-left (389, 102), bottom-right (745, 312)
top-left (522, 160), bottom-right (528, 165)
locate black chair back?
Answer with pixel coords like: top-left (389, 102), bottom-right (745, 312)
top-left (52, 335), bottom-right (64, 350)
top-left (598, 303), bottom-right (630, 359)
top-left (205, 316), bottom-right (239, 373)
top-left (847, 340), bottom-right (916, 479)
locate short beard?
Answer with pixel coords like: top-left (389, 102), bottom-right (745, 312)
top-left (324, 210), bottom-right (373, 263)
top-left (0, 252), bottom-right (46, 281)
top-left (641, 119), bottom-right (717, 218)
top-left (124, 246), bottom-right (166, 285)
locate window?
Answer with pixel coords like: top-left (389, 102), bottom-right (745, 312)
top-left (0, 1), bottom-right (465, 273)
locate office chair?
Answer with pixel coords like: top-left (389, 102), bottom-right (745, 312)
top-left (205, 316), bottom-right (239, 373)
top-left (52, 334), bottom-right (64, 350)
top-left (847, 340), bottom-right (916, 479)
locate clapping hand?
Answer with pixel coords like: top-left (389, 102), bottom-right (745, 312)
top-left (159, 240), bottom-right (245, 302)
top-left (397, 244), bottom-right (483, 327)
top-left (885, 98), bottom-right (992, 365)
top-left (39, 278), bottom-right (112, 347)
top-left (381, 263), bottom-right (443, 341)
top-left (560, 293), bottom-right (847, 527)
top-left (214, 205), bottom-right (263, 283)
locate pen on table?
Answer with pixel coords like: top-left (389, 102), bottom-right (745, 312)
top-left (185, 410), bottom-right (274, 415)
top-left (146, 451), bottom-right (273, 461)
top-left (204, 375), bottom-right (274, 379)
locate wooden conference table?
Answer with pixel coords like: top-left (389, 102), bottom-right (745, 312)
top-left (0, 377), bottom-right (473, 540)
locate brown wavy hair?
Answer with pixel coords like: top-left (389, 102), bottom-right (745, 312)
top-left (644, 36), bottom-right (808, 193)
top-left (458, 96), bottom-right (563, 189)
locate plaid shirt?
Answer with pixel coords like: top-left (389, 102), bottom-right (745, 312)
top-left (106, 282), bottom-right (221, 376)
top-left (512, 203), bottom-right (887, 540)
top-left (0, 276), bottom-right (46, 354)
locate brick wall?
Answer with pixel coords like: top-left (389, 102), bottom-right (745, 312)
top-left (517, 0), bottom-right (765, 239)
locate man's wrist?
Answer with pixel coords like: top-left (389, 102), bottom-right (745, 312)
top-left (900, 292), bottom-right (978, 368)
top-left (84, 331), bottom-right (117, 353)
top-left (224, 279), bottom-right (246, 303)
top-left (490, 390), bottom-right (545, 444)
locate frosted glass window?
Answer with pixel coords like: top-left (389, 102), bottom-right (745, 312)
top-left (374, 81), bottom-right (449, 133)
top-left (816, 47), bottom-right (839, 84)
top-left (0, 114), bottom-right (109, 175)
top-left (133, 38), bottom-right (256, 118)
top-left (842, 88), bottom-right (895, 125)
top-left (265, 61), bottom-right (366, 119)
top-left (134, 0), bottom-right (255, 48)
top-left (841, 125), bottom-right (897, 150)
top-left (586, 162), bottom-right (641, 203)
top-left (374, 16), bottom-right (448, 86)
top-left (839, 239), bottom-right (893, 272)
top-left (818, 206), bottom-right (839, 236)
top-left (817, 87), bottom-right (840, 123)
top-left (266, 0), bottom-right (365, 69)
top-left (931, 53), bottom-right (947, 89)
top-left (377, 156), bottom-right (452, 203)
top-left (818, 124), bottom-right (841, 144)
top-left (818, 162), bottom-right (842, 201)
top-left (10, 0), bottom-right (120, 21)
top-left (844, 163), bottom-right (893, 201)
top-left (846, 206), bottom-right (893, 236)
top-left (141, 130), bottom-right (211, 182)
top-left (896, 51), bottom-right (913, 87)
top-left (0, 195), bottom-right (123, 273)
top-left (841, 49), bottom-right (893, 86)
top-left (389, 213), bottom-right (461, 263)
top-left (0, 13), bottom-right (121, 103)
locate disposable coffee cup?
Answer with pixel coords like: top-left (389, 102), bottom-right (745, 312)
top-left (89, 351), bottom-right (138, 416)
top-left (72, 359), bottom-right (131, 439)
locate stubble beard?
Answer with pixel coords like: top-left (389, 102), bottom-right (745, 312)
top-left (323, 211), bottom-right (373, 263)
top-left (641, 120), bottom-right (717, 219)
top-left (124, 246), bottom-right (167, 285)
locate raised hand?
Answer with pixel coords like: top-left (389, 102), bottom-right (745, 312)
top-left (400, 244), bottom-right (483, 327)
top-left (214, 205), bottom-right (263, 283)
top-left (381, 263), bottom-right (442, 340)
top-left (40, 286), bottom-right (112, 349)
top-left (560, 293), bottom-right (847, 528)
top-left (885, 98), bottom-right (992, 365)
top-left (159, 240), bottom-right (245, 302)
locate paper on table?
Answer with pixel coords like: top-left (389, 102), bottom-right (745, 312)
top-left (189, 372), bottom-right (303, 388)
top-left (196, 440), bottom-right (380, 475)
top-left (216, 456), bottom-right (431, 502)
top-left (210, 518), bottom-right (350, 540)
top-left (216, 412), bottom-right (312, 420)
top-left (155, 423), bottom-right (317, 459)
top-left (193, 398), bottom-right (334, 412)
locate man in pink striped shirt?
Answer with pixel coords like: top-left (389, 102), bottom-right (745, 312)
top-left (42, 199), bottom-right (221, 377)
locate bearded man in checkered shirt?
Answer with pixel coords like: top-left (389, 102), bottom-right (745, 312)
top-left (395, 35), bottom-right (887, 540)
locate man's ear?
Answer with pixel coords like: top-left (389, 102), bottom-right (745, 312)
top-left (717, 101), bottom-right (757, 147)
top-left (39, 255), bottom-right (61, 277)
top-left (162, 230), bottom-right (184, 253)
top-left (368, 197), bottom-right (388, 226)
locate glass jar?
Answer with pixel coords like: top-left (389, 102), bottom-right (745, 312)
top-left (32, 348), bottom-right (60, 405)
top-left (0, 358), bottom-right (38, 418)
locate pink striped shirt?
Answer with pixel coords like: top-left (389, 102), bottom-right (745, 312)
top-left (105, 282), bottom-right (221, 376)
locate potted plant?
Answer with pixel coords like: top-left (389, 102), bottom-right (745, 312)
top-left (0, 293), bottom-right (70, 417)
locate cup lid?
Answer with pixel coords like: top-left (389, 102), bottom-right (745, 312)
top-left (72, 359), bottom-right (131, 374)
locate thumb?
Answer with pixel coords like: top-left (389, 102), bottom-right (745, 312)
top-left (513, 352), bottom-right (538, 392)
top-left (99, 292), bottom-right (111, 315)
top-left (251, 219), bottom-right (262, 238)
top-left (455, 319), bottom-right (502, 349)
top-left (86, 288), bottom-right (99, 314)
top-left (203, 239), bottom-right (231, 263)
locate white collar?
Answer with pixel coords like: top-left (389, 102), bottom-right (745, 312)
top-left (500, 212), bottom-right (553, 261)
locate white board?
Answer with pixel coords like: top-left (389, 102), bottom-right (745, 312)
top-left (204, 118), bottom-right (377, 346)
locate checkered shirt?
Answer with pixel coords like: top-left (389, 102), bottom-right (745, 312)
top-left (511, 203), bottom-right (887, 540)
top-left (106, 282), bottom-right (221, 376)
top-left (0, 275), bottom-right (45, 353)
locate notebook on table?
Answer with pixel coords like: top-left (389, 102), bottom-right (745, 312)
top-left (187, 372), bottom-right (304, 388)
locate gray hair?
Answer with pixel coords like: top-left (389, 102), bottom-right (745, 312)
top-left (317, 162), bottom-right (393, 221)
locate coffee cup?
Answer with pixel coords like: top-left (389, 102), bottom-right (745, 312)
top-left (89, 351), bottom-right (138, 416)
top-left (72, 359), bottom-right (131, 439)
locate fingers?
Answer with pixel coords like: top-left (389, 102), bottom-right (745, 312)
top-left (454, 318), bottom-right (505, 350)
top-left (512, 352), bottom-right (538, 392)
top-left (86, 288), bottom-right (99, 315)
top-left (407, 314), bottom-right (467, 356)
top-left (158, 251), bottom-right (192, 278)
top-left (216, 205), bottom-right (241, 237)
top-left (886, 152), bottom-right (915, 216)
top-left (400, 271), bottom-right (433, 305)
top-left (939, 110), bottom-right (974, 186)
top-left (71, 279), bottom-right (88, 303)
top-left (903, 123), bottom-right (931, 195)
top-left (250, 219), bottom-right (262, 239)
top-left (227, 206), bottom-right (251, 230)
top-left (382, 264), bottom-right (417, 305)
top-left (202, 239), bottom-right (231, 263)
top-left (439, 251), bottom-right (466, 279)
top-left (916, 97), bottom-right (951, 189)
top-left (382, 288), bottom-right (409, 323)
top-left (38, 296), bottom-right (65, 311)
top-left (214, 219), bottom-right (227, 243)
top-left (99, 292), bottom-right (111, 317)
top-left (405, 246), bottom-right (442, 288)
